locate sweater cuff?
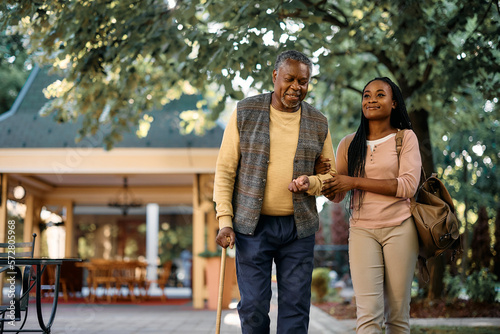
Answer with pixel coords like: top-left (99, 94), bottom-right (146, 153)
top-left (306, 175), bottom-right (321, 196)
top-left (218, 216), bottom-right (233, 230)
top-left (307, 174), bottom-right (332, 196)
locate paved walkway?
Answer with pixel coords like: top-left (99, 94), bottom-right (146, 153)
top-left (5, 285), bottom-right (500, 334)
top-left (7, 302), bottom-right (500, 334)
top-left (9, 302), bottom-right (500, 334)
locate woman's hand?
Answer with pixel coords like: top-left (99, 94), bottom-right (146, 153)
top-left (314, 154), bottom-right (331, 175)
top-left (288, 175), bottom-right (310, 193)
top-left (322, 173), bottom-right (355, 200)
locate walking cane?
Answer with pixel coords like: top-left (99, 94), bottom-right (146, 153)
top-left (215, 237), bottom-right (230, 334)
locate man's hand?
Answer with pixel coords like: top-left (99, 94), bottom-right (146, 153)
top-left (216, 227), bottom-right (236, 249)
top-left (288, 175), bottom-right (310, 193)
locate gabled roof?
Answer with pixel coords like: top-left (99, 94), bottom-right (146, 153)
top-left (0, 66), bottom-right (223, 149)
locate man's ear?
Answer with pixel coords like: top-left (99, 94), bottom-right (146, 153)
top-left (272, 69), bottom-right (277, 83)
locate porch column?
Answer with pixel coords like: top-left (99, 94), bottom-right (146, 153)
top-left (23, 194), bottom-right (35, 243)
top-left (63, 200), bottom-right (75, 257)
top-left (0, 173), bottom-right (8, 302)
top-left (192, 173), bottom-right (216, 309)
top-left (146, 203), bottom-right (159, 282)
top-left (0, 173), bottom-right (7, 244)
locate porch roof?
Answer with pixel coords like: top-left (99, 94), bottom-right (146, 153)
top-left (0, 66), bottom-right (224, 149)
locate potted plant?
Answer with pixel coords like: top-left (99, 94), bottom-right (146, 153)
top-left (198, 247), bottom-right (237, 310)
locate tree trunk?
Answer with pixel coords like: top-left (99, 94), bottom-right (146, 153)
top-left (427, 256), bottom-right (445, 299)
top-left (461, 160), bottom-right (470, 279)
top-left (493, 208), bottom-right (500, 279)
top-left (409, 108), bottom-right (434, 176)
top-left (409, 108), bottom-right (445, 300)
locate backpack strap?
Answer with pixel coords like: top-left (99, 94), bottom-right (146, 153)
top-left (395, 130), bottom-right (432, 282)
top-left (395, 129), bottom-right (427, 182)
top-left (395, 130), bottom-right (405, 156)
top-left (395, 129), bottom-right (405, 170)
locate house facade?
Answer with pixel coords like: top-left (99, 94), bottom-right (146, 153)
top-left (0, 66), bottom-right (225, 308)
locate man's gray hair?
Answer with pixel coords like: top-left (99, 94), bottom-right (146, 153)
top-left (274, 50), bottom-right (313, 75)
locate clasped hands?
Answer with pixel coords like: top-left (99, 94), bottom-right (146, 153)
top-left (321, 173), bottom-right (353, 200)
top-left (289, 154), bottom-right (354, 199)
top-left (288, 173), bottom-right (353, 200)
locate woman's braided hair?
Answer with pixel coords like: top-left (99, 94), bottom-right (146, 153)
top-left (346, 77), bottom-right (413, 215)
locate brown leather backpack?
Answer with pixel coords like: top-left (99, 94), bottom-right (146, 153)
top-left (395, 130), bottom-right (462, 282)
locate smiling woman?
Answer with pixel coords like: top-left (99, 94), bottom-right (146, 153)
top-left (361, 80), bottom-right (397, 132)
top-left (321, 77), bottom-right (421, 334)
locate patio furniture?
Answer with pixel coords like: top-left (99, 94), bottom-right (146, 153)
top-left (79, 259), bottom-right (149, 302)
top-left (84, 259), bottom-right (118, 303)
top-left (0, 233), bottom-right (37, 332)
top-left (0, 233), bottom-right (81, 334)
top-left (146, 261), bottom-right (172, 301)
top-left (115, 260), bottom-right (148, 301)
top-left (43, 265), bottom-right (69, 302)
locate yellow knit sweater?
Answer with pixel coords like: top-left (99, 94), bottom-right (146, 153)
top-left (213, 105), bottom-right (336, 230)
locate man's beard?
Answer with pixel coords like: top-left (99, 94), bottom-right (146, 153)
top-left (281, 93), bottom-right (301, 109)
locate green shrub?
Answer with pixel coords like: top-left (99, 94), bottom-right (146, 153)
top-left (466, 268), bottom-right (498, 303)
top-left (443, 269), bottom-right (464, 302)
top-left (311, 267), bottom-right (331, 302)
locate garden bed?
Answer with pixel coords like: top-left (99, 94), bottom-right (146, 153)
top-left (313, 299), bottom-right (500, 319)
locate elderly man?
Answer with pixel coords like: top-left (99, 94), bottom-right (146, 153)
top-left (213, 50), bottom-right (335, 334)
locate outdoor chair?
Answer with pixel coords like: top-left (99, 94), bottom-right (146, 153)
top-left (115, 260), bottom-right (148, 302)
top-left (146, 261), bottom-right (172, 301)
top-left (0, 233), bottom-right (37, 331)
top-left (43, 265), bottom-right (69, 302)
top-left (86, 259), bottom-right (118, 303)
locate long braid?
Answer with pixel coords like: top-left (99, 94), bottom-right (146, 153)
top-left (345, 77), bottom-right (412, 217)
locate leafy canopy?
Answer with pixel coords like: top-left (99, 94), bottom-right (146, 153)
top-left (0, 0), bottom-right (498, 148)
top-left (0, 32), bottom-right (31, 114)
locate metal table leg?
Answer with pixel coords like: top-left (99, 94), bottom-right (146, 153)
top-left (35, 265), bottom-right (61, 334)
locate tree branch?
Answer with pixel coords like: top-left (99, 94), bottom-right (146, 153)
top-left (345, 84), bottom-right (363, 95)
top-left (372, 49), bottom-right (398, 78)
top-left (470, 0), bottom-right (495, 36)
top-left (296, 0), bottom-right (349, 27)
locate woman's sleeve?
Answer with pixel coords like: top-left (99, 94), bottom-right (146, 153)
top-left (331, 135), bottom-right (350, 203)
top-left (396, 130), bottom-right (422, 198)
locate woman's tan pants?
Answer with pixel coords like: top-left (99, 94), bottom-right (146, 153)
top-left (349, 217), bottom-right (418, 334)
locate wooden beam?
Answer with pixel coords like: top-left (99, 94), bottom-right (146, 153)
top-left (43, 185), bottom-right (193, 206)
top-left (192, 174), bottom-right (205, 309)
top-left (0, 148), bottom-right (219, 174)
top-left (64, 199), bottom-right (75, 257)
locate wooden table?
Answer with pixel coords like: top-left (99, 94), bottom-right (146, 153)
top-left (77, 260), bottom-right (148, 302)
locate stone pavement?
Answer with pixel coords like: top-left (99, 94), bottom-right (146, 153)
top-left (7, 302), bottom-right (500, 334)
top-left (6, 284), bottom-right (500, 334)
top-left (9, 301), bottom-right (500, 334)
